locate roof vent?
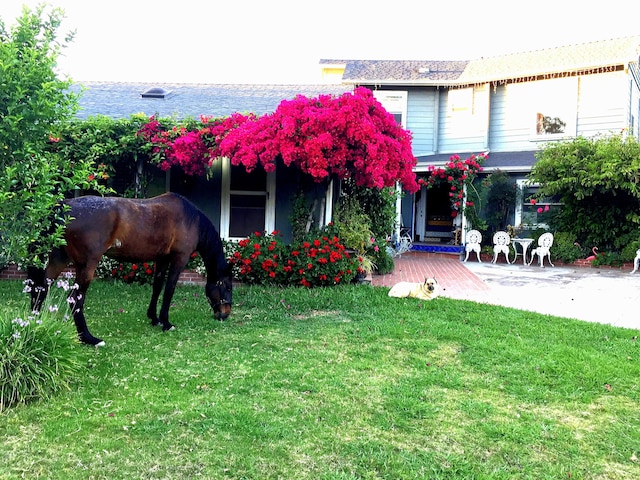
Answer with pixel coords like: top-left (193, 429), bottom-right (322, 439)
top-left (141, 87), bottom-right (172, 99)
top-left (418, 67), bottom-right (430, 74)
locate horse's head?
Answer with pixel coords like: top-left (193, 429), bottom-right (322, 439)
top-left (206, 268), bottom-right (233, 320)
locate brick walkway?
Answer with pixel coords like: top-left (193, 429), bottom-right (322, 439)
top-left (372, 251), bottom-right (490, 299)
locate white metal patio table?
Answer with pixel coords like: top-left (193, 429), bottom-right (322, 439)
top-left (511, 237), bottom-right (534, 265)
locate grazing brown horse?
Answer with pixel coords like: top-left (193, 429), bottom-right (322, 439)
top-left (27, 193), bottom-right (233, 346)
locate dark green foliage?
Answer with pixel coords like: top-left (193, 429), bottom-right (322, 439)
top-left (339, 178), bottom-right (397, 241)
top-left (531, 134), bottom-right (640, 251)
top-left (0, 6), bottom-right (107, 266)
top-left (371, 245), bottom-right (395, 274)
top-left (288, 192), bottom-right (311, 243)
top-left (550, 231), bottom-right (582, 263)
top-left (484, 170), bottom-right (517, 235)
top-left (0, 277), bottom-right (83, 412)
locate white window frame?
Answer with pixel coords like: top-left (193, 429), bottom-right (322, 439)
top-left (220, 158), bottom-right (275, 240)
top-left (515, 179), bottom-right (561, 230)
top-left (373, 90), bottom-right (407, 129)
top-left (528, 77), bottom-right (578, 141)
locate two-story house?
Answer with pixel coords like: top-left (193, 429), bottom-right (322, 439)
top-left (322, 35), bottom-right (640, 249)
top-left (73, 36), bottom-right (640, 248)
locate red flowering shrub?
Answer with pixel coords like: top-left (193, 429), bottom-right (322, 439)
top-left (95, 252), bottom-right (205, 285)
top-left (229, 231), bottom-right (358, 287)
top-left (137, 114), bottom-right (253, 176)
top-left (228, 231), bottom-right (289, 285)
top-left (96, 259), bottom-right (156, 284)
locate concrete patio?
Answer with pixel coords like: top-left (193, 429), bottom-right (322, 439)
top-left (372, 251), bottom-right (640, 331)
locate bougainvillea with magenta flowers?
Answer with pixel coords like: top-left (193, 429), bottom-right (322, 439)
top-left (137, 113), bottom-right (254, 176)
top-left (419, 153), bottom-right (486, 216)
top-left (219, 87), bottom-right (419, 192)
top-left (137, 88), bottom-right (419, 192)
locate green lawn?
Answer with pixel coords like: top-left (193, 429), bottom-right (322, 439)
top-left (1, 280), bottom-right (639, 479)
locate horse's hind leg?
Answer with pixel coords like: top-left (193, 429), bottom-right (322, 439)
top-left (26, 266), bottom-right (48, 312)
top-left (147, 258), bottom-right (169, 327)
top-left (70, 261), bottom-right (104, 347)
top-left (27, 247), bottom-right (68, 312)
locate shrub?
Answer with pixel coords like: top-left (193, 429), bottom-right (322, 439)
top-left (550, 232), bottom-right (582, 264)
top-left (1, 274), bottom-right (82, 412)
top-left (229, 230), bottom-right (358, 287)
top-left (369, 237), bottom-right (394, 274)
top-left (95, 252), bottom-right (206, 284)
top-left (620, 239), bottom-right (640, 263)
top-left (96, 257), bottom-right (155, 284)
top-left (288, 235), bottom-right (358, 287)
top-left (591, 251), bottom-right (624, 267)
top-left (228, 231), bottom-right (290, 285)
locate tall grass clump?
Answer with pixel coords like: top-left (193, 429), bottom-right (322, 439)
top-left (0, 273), bottom-right (82, 412)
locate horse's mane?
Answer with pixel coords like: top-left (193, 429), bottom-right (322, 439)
top-left (174, 193), bottom-right (228, 279)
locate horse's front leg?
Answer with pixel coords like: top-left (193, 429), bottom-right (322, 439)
top-left (156, 263), bottom-right (186, 332)
top-left (147, 258), bottom-right (169, 327)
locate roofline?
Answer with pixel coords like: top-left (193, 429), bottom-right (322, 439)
top-left (344, 64), bottom-right (627, 88)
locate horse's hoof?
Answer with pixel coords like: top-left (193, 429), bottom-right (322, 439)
top-left (162, 325), bottom-right (175, 332)
top-left (95, 341), bottom-right (106, 348)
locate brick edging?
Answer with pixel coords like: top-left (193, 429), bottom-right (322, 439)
top-left (476, 254), bottom-right (635, 270)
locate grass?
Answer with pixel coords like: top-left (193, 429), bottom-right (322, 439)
top-left (0, 279), bottom-right (639, 479)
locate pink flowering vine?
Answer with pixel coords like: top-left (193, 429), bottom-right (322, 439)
top-left (418, 153), bottom-right (486, 213)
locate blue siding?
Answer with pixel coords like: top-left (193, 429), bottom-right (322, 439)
top-left (438, 86), bottom-right (489, 153)
top-left (406, 90), bottom-right (437, 155)
top-left (576, 72), bottom-right (629, 136)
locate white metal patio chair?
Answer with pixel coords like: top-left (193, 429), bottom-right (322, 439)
top-left (528, 232), bottom-right (555, 267)
top-left (492, 231), bottom-right (511, 264)
top-left (631, 248), bottom-right (640, 274)
top-left (463, 229), bottom-right (482, 262)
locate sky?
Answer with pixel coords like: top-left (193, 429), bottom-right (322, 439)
top-left (1, 0), bottom-right (640, 85)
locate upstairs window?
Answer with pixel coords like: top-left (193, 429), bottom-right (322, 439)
top-left (529, 77), bottom-right (577, 139)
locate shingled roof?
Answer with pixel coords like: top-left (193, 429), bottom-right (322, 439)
top-left (332, 35), bottom-right (640, 87)
top-left (336, 60), bottom-right (469, 84)
top-left (73, 83), bottom-right (353, 120)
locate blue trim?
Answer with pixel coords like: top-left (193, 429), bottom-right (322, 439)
top-left (412, 244), bottom-right (463, 254)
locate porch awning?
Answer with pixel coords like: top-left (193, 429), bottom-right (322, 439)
top-left (414, 151), bottom-right (538, 174)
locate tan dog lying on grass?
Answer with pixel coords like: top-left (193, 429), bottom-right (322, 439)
top-left (388, 278), bottom-right (440, 301)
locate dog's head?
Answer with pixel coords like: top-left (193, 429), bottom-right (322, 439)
top-left (423, 277), bottom-right (438, 293)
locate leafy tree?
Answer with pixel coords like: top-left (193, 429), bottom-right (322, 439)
top-left (0, 5), bottom-right (104, 266)
top-left (529, 133), bottom-right (640, 251)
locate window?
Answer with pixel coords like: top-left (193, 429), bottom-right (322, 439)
top-left (529, 77), bottom-right (577, 138)
top-left (221, 159), bottom-right (275, 239)
top-left (373, 90), bottom-right (407, 128)
top-left (515, 180), bottom-right (562, 229)
top-left (536, 113), bottom-right (566, 134)
top-left (448, 87), bottom-right (474, 114)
